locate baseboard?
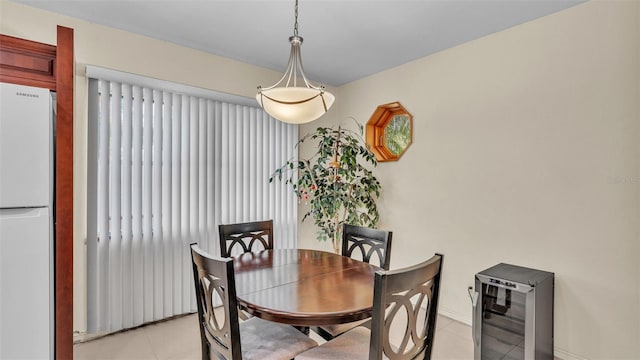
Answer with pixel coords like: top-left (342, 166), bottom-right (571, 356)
top-left (554, 348), bottom-right (589, 360)
top-left (437, 306), bottom-right (471, 326)
top-left (73, 330), bottom-right (109, 344)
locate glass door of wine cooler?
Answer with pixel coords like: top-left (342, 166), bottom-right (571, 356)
top-left (481, 283), bottom-right (526, 359)
top-left (474, 275), bottom-right (535, 360)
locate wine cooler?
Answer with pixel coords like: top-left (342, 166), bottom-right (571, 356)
top-left (472, 263), bottom-right (554, 360)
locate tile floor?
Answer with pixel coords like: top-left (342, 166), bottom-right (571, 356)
top-left (74, 312), bottom-right (474, 360)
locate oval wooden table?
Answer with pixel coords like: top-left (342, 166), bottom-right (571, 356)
top-left (233, 248), bottom-right (379, 326)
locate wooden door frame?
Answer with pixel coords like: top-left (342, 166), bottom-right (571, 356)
top-left (0, 26), bottom-right (74, 360)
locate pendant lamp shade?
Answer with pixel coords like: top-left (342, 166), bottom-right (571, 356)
top-left (256, 0), bottom-right (334, 124)
top-left (256, 87), bottom-right (335, 124)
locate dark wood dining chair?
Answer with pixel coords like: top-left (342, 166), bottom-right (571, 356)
top-left (342, 223), bottom-right (393, 270)
top-left (299, 253), bottom-right (444, 360)
top-left (190, 243), bottom-right (317, 360)
top-left (315, 223), bottom-right (393, 341)
top-left (218, 220), bottom-right (273, 258)
top-left (218, 220), bottom-right (274, 320)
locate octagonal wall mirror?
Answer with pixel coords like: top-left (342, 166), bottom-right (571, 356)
top-left (365, 102), bottom-right (413, 162)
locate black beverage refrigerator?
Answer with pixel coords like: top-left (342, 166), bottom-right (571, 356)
top-left (473, 263), bottom-right (554, 360)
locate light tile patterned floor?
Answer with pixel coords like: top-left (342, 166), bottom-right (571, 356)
top-left (74, 313), bottom-right (474, 360)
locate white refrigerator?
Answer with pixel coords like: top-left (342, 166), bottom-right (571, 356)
top-left (0, 82), bottom-right (54, 359)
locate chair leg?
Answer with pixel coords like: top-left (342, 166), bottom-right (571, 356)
top-left (294, 326), bottom-right (310, 336)
top-left (238, 308), bottom-right (250, 321)
top-left (312, 326), bottom-right (335, 341)
top-left (200, 341), bottom-right (209, 360)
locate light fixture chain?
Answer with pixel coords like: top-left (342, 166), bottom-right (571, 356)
top-left (293, 0), bottom-right (299, 36)
top-left (256, 0), bottom-right (335, 123)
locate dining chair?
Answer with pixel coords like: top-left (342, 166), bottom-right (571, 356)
top-left (190, 243), bottom-right (317, 360)
top-left (299, 253), bottom-right (444, 360)
top-left (218, 220), bottom-right (273, 258)
top-left (315, 223), bottom-right (393, 341)
top-left (218, 220), bottom-right (274, 320)
top-left (342, 223), bottom-right (393, 271)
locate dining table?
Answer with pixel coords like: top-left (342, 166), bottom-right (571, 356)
top-left (233, 248), bottom-right (379, 326)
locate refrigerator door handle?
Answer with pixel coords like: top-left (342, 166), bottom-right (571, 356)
top-left (472, 291), bottom-right (480, 347)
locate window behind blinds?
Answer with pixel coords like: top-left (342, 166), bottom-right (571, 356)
top-left (86, 77), bottom-right (298, 333)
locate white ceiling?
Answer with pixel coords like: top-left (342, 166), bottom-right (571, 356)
top-left (13, 0), bottom-right (584, 86)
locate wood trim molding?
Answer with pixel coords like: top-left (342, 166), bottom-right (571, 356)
top-left (0, 34), bottom-right (57, 90)
top-left (56, 25), bottom-right (74, 360)
top-left (0, 27), bottom-right (75, 359)
top-left (365, 102), bottom-right (413, 162)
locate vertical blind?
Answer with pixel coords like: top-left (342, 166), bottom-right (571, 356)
top-left (86, 78), bottom-right (298, 333)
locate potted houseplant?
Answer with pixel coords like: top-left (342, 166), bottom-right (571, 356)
top-left (270, 122), bottom-right (382, 253)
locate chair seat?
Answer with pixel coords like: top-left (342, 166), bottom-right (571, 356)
top-left (316, 318), bottom-right (370, 340)
top-left (297, 327), bottom-right (383, 360)
top-left (240, 317), bottom-right (318, 360)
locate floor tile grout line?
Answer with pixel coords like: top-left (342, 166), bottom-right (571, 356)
top-left (141, 325), bottom-right (162, 360)
top-left (438, 323), bottom-right (473, 344)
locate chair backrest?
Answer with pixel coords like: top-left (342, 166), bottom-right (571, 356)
top-left (218, 220), bottom-right (274, 258)
top-left (369, 253), bottom-right (444, 360)
top-left (190, 243), bottom-right (243, 360)
top-left (342, 224), bottom-right (393, 270)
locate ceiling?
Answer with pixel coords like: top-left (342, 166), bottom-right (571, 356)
top-left (13, 0), bottom-right (584, 86)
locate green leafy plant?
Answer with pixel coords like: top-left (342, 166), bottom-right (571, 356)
top-left (270, 122), bottom-right (382, 253)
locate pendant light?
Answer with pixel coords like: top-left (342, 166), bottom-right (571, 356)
top-left (256, 0), bottom-right (335, 124)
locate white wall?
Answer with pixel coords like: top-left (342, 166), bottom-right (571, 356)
top-left (299, 1), bottom-right (639, 359)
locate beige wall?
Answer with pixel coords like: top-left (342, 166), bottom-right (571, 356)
top-left (299, 1), bottom-right (639, 359)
